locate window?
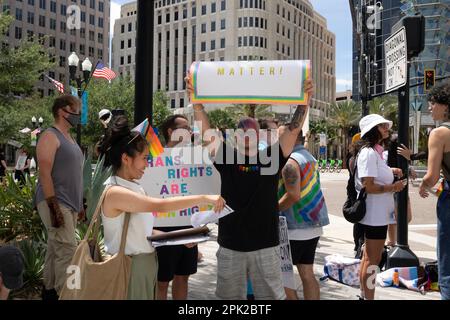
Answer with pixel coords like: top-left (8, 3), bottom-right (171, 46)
top-left (39, 0), bottom-right (46, 10)
top-left (202, 5), bottom-right (206, 15)
top-left (15, 8), bottom-right (22, 21)
top-left (192, 6), bottom-right (196, 17)
top-left (128, 39), bottom-right (132, 48)
top-left (98, 32), bottom-right (103, 44)
top-left (211, 40), bottom-right (215, 50)
top-left (70, 41), bottom-right (75, 51)
top-left (238, 36), bottom-right (242, 47)
top-left (49, 36), bottom-right (55, 47)
top-left (249, 17), bottom-right (253, 27)
top-left (201, 23), bottom-right (206, 33)
top-left (38, 15), bottom-right (45, 27)
top-left (60, 4), bottom-right (66, 16)
top-left (174, 10), bottom-right (178, 21)
top-left (60, 39), bottom-right (66, 50)
top-left (98, 48), bottom-right (103, 60)
top-left (221, 19), bottom-right (225, 30)
top-left (98, 17), bottom-right (103, 28)
top-left (50, 18), bottom-right (56, 30)
top-left (90, 0), bottom-right (95, 9)
top-left (120, 56), bottom-right (124, 65)
top-left (89, 14), bottom-right (95, 26)
top-left (220, 38), bottom-right (225, 48)
top-left (15, 27), bottom-right (22, 39)
top-left (28, 0), bottom-right (35, 5)
top-left (89, 30), bottom-right (94, 41)
top-left (81, 11), bottom-right (86, 22)
top-left (121, 24), bottom-right (125, 33)
top-left (121, 40), bottom-right (124, 49)
top-left (79, 44), bottom-right (85, 55)
top-left (249, 36), bottom-right (253, 46)
top-left (27, 30), bottom-right (34, 41)
top-left (60, 21), bottom-right (66, 32)
top-left (221, 0), bottom-right (226, 10)
top-left (201, 41), bottom-right (206, 52)
top-left (255, 17), bottom-right (259, 28)
top-left (238, 17), bottom-right (242, 28)
top-left (211, 2), bottom-right (216, 13)
top-left (244, 17), bottom-right (247, 27)
top-left (243, 36), bottom-right (247, 46)
top-left (128, 23), bottom-right (132, 32)
top-left (171, 99), bottom-right (176, 109)
top-left (211, 21), bottom-right (216, 32)
top-left (27, 12), bottom-right (34, 24)
top-left (99, 1), bottom-right (104, 12)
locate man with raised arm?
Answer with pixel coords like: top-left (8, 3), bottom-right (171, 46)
top-left (185, 73), bottom-right (313, 300)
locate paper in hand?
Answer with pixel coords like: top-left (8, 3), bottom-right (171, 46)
top-left (190, 205), bottom-right (234, 227)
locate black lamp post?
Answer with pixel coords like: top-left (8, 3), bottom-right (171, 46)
top-left (68, 52), bottom-right (93, 147)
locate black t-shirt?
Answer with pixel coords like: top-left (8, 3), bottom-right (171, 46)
top-left (213, 142), bottom-right (288, 252)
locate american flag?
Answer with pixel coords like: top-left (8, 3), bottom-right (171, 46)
top-left (45, 74), bottom-right (64, 93)
top-left (92, 62), bottom-right (117, 81)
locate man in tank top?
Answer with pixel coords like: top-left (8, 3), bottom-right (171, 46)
top-left (34, 95), bottom-right (84, 300)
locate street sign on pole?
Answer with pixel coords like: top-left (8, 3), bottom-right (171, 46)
top-left (385, 27), bottom-right (407, 93)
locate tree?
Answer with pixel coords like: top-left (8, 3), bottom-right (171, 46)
top-left (152, 90), bottom-right (171, 130)
top-left (208, 109), bottom-right (236, 130)
top-left (329, 100), bottom-right (361, 160)
top-left (0, 14), bottom-right (54, 103)
top-left (227, 104), bottom-right (274, 121)
top-left (368, 96), bottom-right (398, 129)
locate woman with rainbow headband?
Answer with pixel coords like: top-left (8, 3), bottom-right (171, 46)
top-left (100, 115), bottom-right (225, 300)
top-left (419, 82), bottom-right (450, 300)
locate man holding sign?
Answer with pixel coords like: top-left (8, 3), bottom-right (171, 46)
top-left (185, 61), bottom-right (313, 300)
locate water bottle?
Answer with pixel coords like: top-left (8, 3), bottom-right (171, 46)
top-left (393, 269), bottom-right (400, 287)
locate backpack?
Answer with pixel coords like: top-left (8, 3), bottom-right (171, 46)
top-left (321, 254), bottom-right (361, 287)
top-left (343, 154), bottom-right (367, 223)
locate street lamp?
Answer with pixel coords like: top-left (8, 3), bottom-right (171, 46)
top-left (68, 52), bottom-right (93, 147)
top-left (31, 116), bottom-right (44, 129)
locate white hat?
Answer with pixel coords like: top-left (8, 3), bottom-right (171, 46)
top-left (98, 109), bottom-right (112, 123)
top-left (359, 114), bottom-right (392, 138)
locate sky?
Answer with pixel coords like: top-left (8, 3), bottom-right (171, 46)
top-left (110, 0), bottom-right (353, 92)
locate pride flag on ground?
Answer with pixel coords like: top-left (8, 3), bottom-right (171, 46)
top-left (133, 118), bottom-right (164, 158)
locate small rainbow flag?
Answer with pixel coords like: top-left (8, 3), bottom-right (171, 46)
top-left (133, 118), bottom-right (164, 158)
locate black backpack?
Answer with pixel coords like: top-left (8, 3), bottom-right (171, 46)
top-left (343, 155), bottom-right (367, 223)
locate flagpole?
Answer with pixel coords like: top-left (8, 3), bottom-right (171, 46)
top-left (80, 60), bottom-right (100, 97)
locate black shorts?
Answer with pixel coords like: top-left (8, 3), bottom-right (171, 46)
top-left (289, 237), bottom-right (320, 265)
top-left (357, 223), bottom-right (388, 240)
top-left (156, 244), bottom-right (198, 282)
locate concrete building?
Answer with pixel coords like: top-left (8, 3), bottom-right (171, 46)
top-left (112, 0), bottom-right (336, 121)
top-left (2, 0), bottom-right (110, 96)
top-left (336, 90), bottom-right (353, 102)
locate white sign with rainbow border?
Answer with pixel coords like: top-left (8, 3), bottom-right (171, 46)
top-left (139, 146), bottom-right (221, 227)
top-left (190, 60), bottom-right (310, 105)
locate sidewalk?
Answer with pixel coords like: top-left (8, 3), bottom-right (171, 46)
top-left (187, 215), bottom-right (441, 300)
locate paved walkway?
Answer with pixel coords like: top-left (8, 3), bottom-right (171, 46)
top-left (186, 214), bottom-right (440, 300)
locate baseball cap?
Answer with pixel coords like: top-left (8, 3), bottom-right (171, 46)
top-left (359, 114), bottom-right (392, 138)
top-left (0, 246), bottom-right (25, 290)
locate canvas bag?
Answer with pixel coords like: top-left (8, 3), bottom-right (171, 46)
top-left (59, 187), bottom-right (132, 300)
top-left (321, 254), bottom-right (361, 287)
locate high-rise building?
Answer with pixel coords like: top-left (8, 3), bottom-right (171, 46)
top-left (2, 0), bottom-right (110, 96)
top-left (351, 0), bottom-right (449, 110)
top-left (112, 0), bottom-right (336, 121)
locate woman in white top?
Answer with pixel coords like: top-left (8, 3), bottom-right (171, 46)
top-left (354, 114), bottom-right (406, 300)
top-left (101, 115), bottom-right (225, 300)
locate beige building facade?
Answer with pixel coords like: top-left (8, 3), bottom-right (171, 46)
top-left (3, 0), bottom-right (110, 96)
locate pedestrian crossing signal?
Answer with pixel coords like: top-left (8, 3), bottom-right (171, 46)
top-left (424, 69), bottom-right (435, 92)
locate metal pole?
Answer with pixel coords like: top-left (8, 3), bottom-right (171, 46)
top-left (135, 0), bottom-right (154, 126)
top-left (386, 63), bottom-right (419, 268)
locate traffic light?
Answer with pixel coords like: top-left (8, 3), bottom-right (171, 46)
top-left (424, 69), bottom-right (435, 91)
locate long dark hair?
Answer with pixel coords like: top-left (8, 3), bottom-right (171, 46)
top-left (103, 115), bottom-right (148, 173)
top-left (353, 125), bottom-right (384, 156)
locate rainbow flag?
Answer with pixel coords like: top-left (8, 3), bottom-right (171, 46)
top-left (133, 118), bottom-right (164, 158)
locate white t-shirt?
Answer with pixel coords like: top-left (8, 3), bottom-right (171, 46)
top-left (102, 176), bottom-right (155, 256)
top-left (356, 147), bottom-right (395, 226)
top-left (288, 227), bottom-right (323, 241)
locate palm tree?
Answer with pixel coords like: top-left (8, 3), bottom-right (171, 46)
top-left (227, 104), bottom-right (274, 121)
top-left (368, 96), bottom-right (398, 129)
top-left (328, 100), bottom-right (361, 162)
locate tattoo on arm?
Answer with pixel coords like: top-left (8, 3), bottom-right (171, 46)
top-left (288, 106), bottom-right (306, 131)
top-left (283, 163), bottom-right (299, 186)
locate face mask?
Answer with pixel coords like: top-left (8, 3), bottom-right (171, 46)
top-left (63, 109), bottom-right (81, 127)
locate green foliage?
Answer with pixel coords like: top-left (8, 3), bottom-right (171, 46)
top-left (227, 104), bottom-right (274, 120)
top-left (152, 90), bottom-right (172, 130)
top-left (0, 174), bottom-right (43, 243)
top-left (82, 151), bottom-right (112, 223)
top-left (9, 239), bottom-right (46, 299)
top-left (208, 109), bottom-right (237, 130)
top-left (368, 96), bottom-right (398, 129)
top-left (0, 13), bottom-right (54, 103)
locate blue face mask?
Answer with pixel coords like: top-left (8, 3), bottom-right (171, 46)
top-left (63, 109), bottom-right (81, 127)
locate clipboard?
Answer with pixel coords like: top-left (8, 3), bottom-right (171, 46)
top-left (147, 225), bottom-right (210, 242)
